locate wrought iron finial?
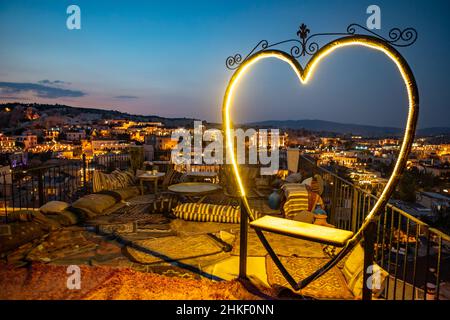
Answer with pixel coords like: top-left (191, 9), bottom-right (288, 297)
top-left (297, 23), bottom-right (311, 57)
top-left (225, 23), bottom-right (418, 70)
top-left (297, 23), bottom-right (310, 40)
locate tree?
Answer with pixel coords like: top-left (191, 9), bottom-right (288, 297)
top-left (343, 140), bottom-right (354, 150)
top-left (395, 170), bottom-right (417, 202)
top-left (15, 141), bottom-right (25, 149)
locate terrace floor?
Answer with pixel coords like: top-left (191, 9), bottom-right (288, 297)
top-left (0, 195), bottom-right (355, 300)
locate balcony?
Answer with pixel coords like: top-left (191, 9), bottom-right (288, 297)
top-left (298, 155), bottom-right (450, 300)
top-left (0, 153), bottom-right (448, 300)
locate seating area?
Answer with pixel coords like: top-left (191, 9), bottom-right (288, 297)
top-left (0, 153), bottom-right (448, 300)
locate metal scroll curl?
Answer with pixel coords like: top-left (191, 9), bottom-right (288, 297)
top-left (226, 23), bottom-right (418, 70)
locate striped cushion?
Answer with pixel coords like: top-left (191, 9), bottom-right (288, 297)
top-left (93, 169), bottom-right (136, 193)
top-left (282, 184), bottom-right (309, 219)
top-left (282, 183), bottom-right (325, 219)
top-left (173, 203), bottom-right (261, 224)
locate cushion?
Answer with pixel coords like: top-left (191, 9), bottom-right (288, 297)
top-left (66, 206), bottom-right (96, 221)
top-left (301, 175), bottom-right (324, 195)
top-left (342, 243), bottom-right (364, 284)
top-left (112, 186), bottom-right (140, 200)
top-left (32, 211), bottom-right (62, 230)
top-left (45, 214), bottom-right (73, 227)
top-left (93, 169), bottom-right (136, 193)
top-left (39, 201), bottom-right (70, 214)
top-left (349, 263), bottom-right (389, 299)
top-left (292, 210), bottom-right (315, 224)
top-left (173, 203), bottom-right (260, 224)
top-left (282, 183), bottom-right (309, 219)
top-left (59, 210), bottom-right (79, 225)
top-left (72, 193), bottom-right (117, 217)
top-left (285, 172), bottom-right (302, 183)
top-left (340, 243), bottom-right (390, 298)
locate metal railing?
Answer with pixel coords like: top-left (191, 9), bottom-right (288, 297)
top-left (299, 155), bottom-right (450, 300)
top-left (0, 153), bottom-right (130, 219)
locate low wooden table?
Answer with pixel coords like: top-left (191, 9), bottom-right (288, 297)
top-left (137, 172), bottom-right (165, 195)
top-left (168, 182), bottom-right (222, 203)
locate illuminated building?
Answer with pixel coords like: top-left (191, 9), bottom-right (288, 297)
top-left (0, 134), bottom-right (16, 151)
top-left (14, 133), bottom-right (37, 150)
top-left (91, 139), bottom-right (130, 154)
top-left (145, 134), bottom-right (178, 151)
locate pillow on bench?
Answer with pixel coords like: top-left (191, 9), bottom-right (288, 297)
top-left (71, 193), bottom-right (117, 219)
top-left (38, 201), bottom-right (78, 226)
top-left (40, 201), bottom-right (70, 214)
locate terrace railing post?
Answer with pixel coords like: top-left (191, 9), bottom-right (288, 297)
top-left (37, 169), bottom-right (44, 207)
top-left (330, 174), bottom-right (338, 220)
top-left (363, 220), bottom-right (376, 300)
top-left (351, 189), bottom-right (359, 232)
top-left (2, 173), bottom-right (7, 222)
top-left (239, 199), bottom-right (248, 280)
top-left (82, 153), bottom-right (87, 194)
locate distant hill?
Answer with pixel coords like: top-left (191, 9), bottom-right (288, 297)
top-left (416, 127), bottom-right (450, 136)
top-left (1, 103), bottom-right (448, 137)
top-left (246, 119), bottom-right (450, 137)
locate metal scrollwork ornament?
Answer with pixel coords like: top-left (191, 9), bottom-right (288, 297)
top-left (226, 23), bottom-right (418, 70)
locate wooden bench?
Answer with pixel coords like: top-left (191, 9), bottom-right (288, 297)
top-left (250, 216), bottom-right (354, 247)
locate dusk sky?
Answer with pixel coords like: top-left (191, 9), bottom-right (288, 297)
top-left (0, 0), bottom-right (449, 128)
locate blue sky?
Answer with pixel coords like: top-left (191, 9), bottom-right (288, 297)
top-left (0, 0), bottom-right (449, 128)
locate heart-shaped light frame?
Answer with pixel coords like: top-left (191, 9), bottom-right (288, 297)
top-left (222, 35), bottom-right (419, 286)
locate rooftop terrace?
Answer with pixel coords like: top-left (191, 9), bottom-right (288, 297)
top-left (0, 153), bottom-right (448, 300)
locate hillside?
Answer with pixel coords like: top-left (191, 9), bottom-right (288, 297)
top-left (246, 119), bottom-right (450, 137)
top-left (1, 103), bottom-right (449, 137)
top-left (0, 102), bottom-right (199, 129)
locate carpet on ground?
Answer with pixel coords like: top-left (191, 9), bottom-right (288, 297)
top-left (231, 230), bottom-right (327, 258)
top-left (26, 228), bottom-right (98, 263)
top-left (170, 219), bottom-right (239, 236)
top-left (266, 255), bottom-right (354, 300)
top-left (0, 262), bottom-right (259, 300)
top-left (202, 256), bottom-right (270, 289)
top-left (124, 234), bottom-right (230, 268)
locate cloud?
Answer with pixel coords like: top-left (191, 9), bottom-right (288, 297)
top-left (0, 96), bottom-right (30, 100)
top-left (114, 95), bottom-right (139, 99)
top-left (0, 81), bottom-right (86, 98)
top-left (38, 79), bottom-right (72, 86)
